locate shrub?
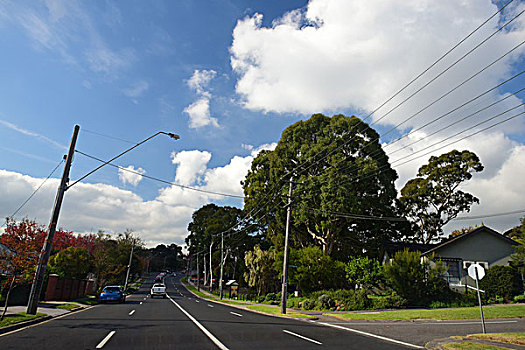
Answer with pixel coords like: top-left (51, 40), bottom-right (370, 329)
top-left (371, 294), bottom-right (407, 309)
top-left (264, 292), bottom-right (277, 302)
top-left (479, 265), bottom-right (523, 300)
top-left (513, 293), bottom-right (525, 303)
top-left (316, 294), bottom-right (335, 310)
top-left (383, 249), bottom-right (452, 306)
top-left (302, 299), bottom-right (314, 310)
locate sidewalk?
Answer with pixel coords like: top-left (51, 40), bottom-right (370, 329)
top-left (2, 301), bottom-right (85, 318)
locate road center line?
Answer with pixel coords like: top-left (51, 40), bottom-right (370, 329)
top-left (318, 322), bottom-right (423, 349)
top-left (283, 330), bottom-right (322, 345)
top-left (167, 295), bottom-right (229, 350)
top-left (96, 331), bottom-right (116, 349)
top-left (230, 312), bottom-right (243, 317)
top-left (129, 310), bottom-right (135, 316)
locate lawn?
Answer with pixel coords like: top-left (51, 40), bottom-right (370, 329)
top-left (441, 342), bottom-right (507, 350)
top-left (465, 332), bottom-right (525, 346)
top-left (73, 295), bottom-right (99, 305)
top-left (0, 312), bottom-right (47, 328)
top-left (247, 305), bottom-right (316, 319)
top-left (55, 303), bottom-right (80, 310)
top-left (324, 305), bottom-right (525, 320)
top-left (182, 283), bottom-right (250, 306)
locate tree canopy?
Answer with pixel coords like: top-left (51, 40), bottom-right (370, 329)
top-left (243, 113), bottom-right (401, 259)
top-left (400, 150), bottom-right (484, 243)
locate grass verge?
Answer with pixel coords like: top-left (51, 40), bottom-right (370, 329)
top-left (247, 305), bottom-right (316, 319)
top-left (55, 303), bottom-right (80, 310)
top-left (465, 333), bottom-right (525, 346)
top-left (73, 295), bottom-right (99, 305)
top-left (324, 305), bottom-right (525, 320)
top-left (0, 312), bottom-right (47, 328)
top-left (441, 342), bottom-right (507, 350)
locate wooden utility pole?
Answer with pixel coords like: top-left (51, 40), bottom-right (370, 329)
top-left (27, 125), bottom-right (80, 315)
top-left (280, 177), bottom-right (293, 314)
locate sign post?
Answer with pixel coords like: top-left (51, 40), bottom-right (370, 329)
top-left (468, 263), bottom-right (486, 334)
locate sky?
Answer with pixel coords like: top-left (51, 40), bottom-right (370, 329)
top-left (0, 0), bottom-right (524, 249)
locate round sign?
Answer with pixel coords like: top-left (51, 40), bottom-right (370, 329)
top-left (468, 263), bottom-right (486, 280)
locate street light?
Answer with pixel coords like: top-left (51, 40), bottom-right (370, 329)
top-left (26, 126), bottom-right (179, 315)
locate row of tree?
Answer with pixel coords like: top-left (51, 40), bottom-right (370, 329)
top-left (184, 114), bottom-right (525, 304)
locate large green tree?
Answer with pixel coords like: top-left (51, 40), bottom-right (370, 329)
top-left (400, 150), bottom-right (483, 244)
top-left (243, 114), bottom-right (400, 259)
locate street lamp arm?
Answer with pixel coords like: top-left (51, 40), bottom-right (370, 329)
top-left (68, 131), bottom-right (179, 189)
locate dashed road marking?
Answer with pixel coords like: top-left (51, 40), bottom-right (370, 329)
top-left (129, 310), bottom-right (135, 316)
top-left (195, 300), bottom-right (200, 303)
top-left (283, 330), bottom-right (322, 345)
top-left (96, 330), bottom-right (116, 349)
top-left (230, 312), bottom-right (243, 317)
top-left (208, 304), bottom-right (214, 308)
top-left (139, 302), bottom-right (143, 305)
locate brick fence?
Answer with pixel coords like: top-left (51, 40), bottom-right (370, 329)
top-left (45, 274), bottom-right (95, 301)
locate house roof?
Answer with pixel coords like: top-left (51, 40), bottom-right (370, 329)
top-left (422, 226), bottom-right (519, 256)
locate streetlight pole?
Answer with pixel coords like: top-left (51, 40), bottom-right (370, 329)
top-left (219, 232), bottom-right (224, 299)
top-left (280, 177), bottom-right (294, 314)
top-left (27, 125), bottom-right (80, 315)
top-left (197, 253), bottom-right (200, 291)
top-left (124, 238), bottom-right (135, 291)
top-left (26, 127), bottom-right (179, 315)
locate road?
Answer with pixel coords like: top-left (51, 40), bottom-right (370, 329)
top-left (0, 274), bottom-right (415, 349)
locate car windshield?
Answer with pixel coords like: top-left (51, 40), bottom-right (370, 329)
top-left (153, 284), bottom-right (164, 287)
top-left (103, 287), bottom-right (121, 293)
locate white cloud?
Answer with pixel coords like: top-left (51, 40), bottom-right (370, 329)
top-left (187, 69), bottom-right (217, 95)
top-left (85, 46), bottom-right (135, 77)
top-left (122, 80), bottom-right (149, 98)
top-left (118, 165), bottom-right (146, 186)
top-left (230, 0), bottom-right (525, 124)
top-left (170, 150), bottom-right (211, 185)
top-left (0, 119), bottom-right (66, 150)
top-left (183, 97), bottom-right (220, 128)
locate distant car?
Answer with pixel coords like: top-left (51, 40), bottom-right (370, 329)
top-left (150, 283), bottom-right (167, 298)
top-left (99, 285), bottom-right (126, 303)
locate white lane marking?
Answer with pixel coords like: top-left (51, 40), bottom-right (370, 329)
top-left (330, 320), bottom-right (518, 326)
top-left (208, 304), bottom-right (214, 308)
top-left (180, 293), bottom-right (183, 296)
top-left (318, 322), bottom-right (424, 349)
top-left (167, 295), bottom-right (229, 350)
top-left (195, 300), bottom-right (200, 303)
top-left (140, 302), bottom-right (143, 305)
top-left (229, 312), bottom-right (243, 317)
top-left (129, 310), bottom-right (135, 316)
top-left (283, 330), bottom-right (322, 345)
top-left (96, 330), bottom-right (116, 349)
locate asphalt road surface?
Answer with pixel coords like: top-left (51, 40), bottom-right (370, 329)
top-left (0, 274), bottom-right (417, 349)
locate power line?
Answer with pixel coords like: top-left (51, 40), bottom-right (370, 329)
top-left (2, 159), bottom-right (64, 228)
top-left (74, 150), bottom-right (245, 199)
top-left (454, 209), bottom-right (525, 221)
top-left (82, 128), bottom-right (136, 145)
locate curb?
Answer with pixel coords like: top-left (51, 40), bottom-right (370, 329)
top-left (0, 315), bottom-right (53, 335)
top-left (180, 281), bottom-right (318, 321)
top-left (0, 304), bottom-right (91, 336)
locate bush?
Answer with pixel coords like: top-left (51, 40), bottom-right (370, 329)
top-left (316, 294), bottom-right (335, 310)
top-left (370, 294), bottom-right (407, 309)
top-left (383, 249), bottom-right (452, 306)
top-left (264, 293), bottom-right (277, 302)
top-left (513, 293), bottom-right (525, 303)
top-left (302, 299), bottom-right (314, 310)
top-left (480, 265), bottom-right (523, 300)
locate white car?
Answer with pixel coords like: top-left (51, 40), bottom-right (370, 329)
top-left (151, 283), bottom-right (167, 298)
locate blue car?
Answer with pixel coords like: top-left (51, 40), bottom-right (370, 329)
top-left (99, 285), bottom-right (126, 303)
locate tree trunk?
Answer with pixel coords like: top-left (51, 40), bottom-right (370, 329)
top-left (1, 275), bottom-right (16, 321)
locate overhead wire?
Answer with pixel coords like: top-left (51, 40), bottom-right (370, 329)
top-left (1, 159), bottom-right (64, 228)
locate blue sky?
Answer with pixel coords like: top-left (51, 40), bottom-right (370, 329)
top-left (1, 0), bottom-right (524, 247)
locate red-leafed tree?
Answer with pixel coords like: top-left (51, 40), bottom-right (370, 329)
top-left (0, 218), bottom-right (45, 320)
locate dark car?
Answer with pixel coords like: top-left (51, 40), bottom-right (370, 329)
top-left (99, 285), bottom-right (126, 303)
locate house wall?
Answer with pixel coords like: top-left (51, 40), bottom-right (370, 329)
top-left (432, 230), bottom-right (515, 266)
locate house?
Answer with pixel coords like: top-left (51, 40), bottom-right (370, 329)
top-left (421, 225), bottom-right (520, 292)
top-left (0, 242), bottom-right (16, 275)
top-left (381, 241), bottom-right (437, 264)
